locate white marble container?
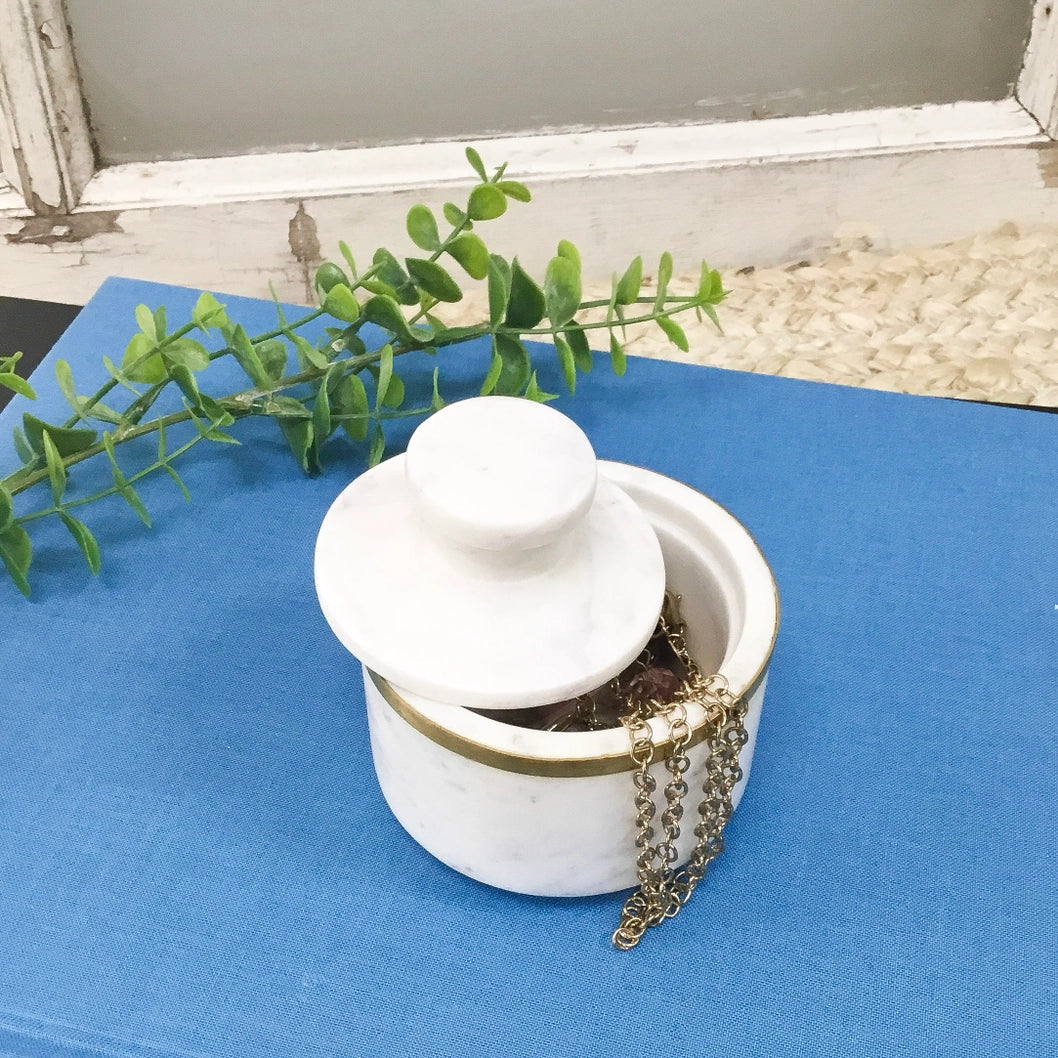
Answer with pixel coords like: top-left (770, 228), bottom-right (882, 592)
top-left (316, 399), bottom-right (779, 897)
top-left (362, 462), bottom-right (779, 896)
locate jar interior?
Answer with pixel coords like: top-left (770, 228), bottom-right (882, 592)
top-left (471, 520), bottom-right (734, 732)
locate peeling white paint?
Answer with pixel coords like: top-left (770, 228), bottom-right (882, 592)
top-left (1018, 0), bottom-right (1058, 135)
top-left (0, 0), bottom-right (93, 211)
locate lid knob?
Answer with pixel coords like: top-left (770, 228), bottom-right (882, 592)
top-left (405, 396), bottom-right (598, 552)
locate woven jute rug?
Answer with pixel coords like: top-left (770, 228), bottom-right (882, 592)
top-left (453, 222), bottom-right (1058, 407)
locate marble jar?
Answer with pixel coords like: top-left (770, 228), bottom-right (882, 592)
top-left (358, 461), bottom-right (779, 897)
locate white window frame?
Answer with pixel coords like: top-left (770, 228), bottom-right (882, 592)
top-left (0, 0), bottom-right (1057, 302)
top-left (0, 0), bottom-right (93, 213)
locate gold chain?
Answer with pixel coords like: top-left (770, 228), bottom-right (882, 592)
top-left (612, 598), bottom-right (749, 950)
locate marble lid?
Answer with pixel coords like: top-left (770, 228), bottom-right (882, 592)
top-left (314, 397), bottom-right (665, 709)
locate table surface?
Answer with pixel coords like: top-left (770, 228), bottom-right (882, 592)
top-left (1, 277), bottom-right (1056, 1058)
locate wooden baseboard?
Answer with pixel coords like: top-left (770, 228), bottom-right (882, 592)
top-left (1, 99), bottom-right (1055, 305)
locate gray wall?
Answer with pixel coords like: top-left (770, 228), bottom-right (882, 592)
top-left (67, 0), bottom-right (1034, 165)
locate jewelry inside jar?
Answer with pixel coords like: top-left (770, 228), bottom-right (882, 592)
top-left (472, 592), bottom-right (694, 733)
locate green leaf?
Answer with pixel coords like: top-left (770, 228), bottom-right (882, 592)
top-left (315, 262), bottom-right (350, 297)
top-left (702, 302), bottom-right (723, 332)
top-left (229, 325), bottom-right (268, 386)
top-left (467, 184), bottom-right (507, 221)
top-left (162, 338), bottom-right (210, 373)
top-left (616, 256), bottom-right (643, 305)
top-left (368, 422), bottom-right (386, 468)
top-left (406, 258), bottom-right (463, 303)
top-left (406, 204), bottom-right (442, 251)
top-left (338, 241), bottom-right (358, 279)
top-left (544, 254), bottom-right (582, 329)
top-left (383, 372), bottom-right (404, 409)
top-left (197, 394), bottom-right (234, 427)
top-left (0, 483), bottom-right (12, 531)
top-left (712, 273), bottom-right (724, 300)
top-left (253, 340), bottom-right (286, 382)
top-left (465, 146), bottom-right (488, 181)
top-left (554, 335), bottom-right (576, 394)
top-left (0, 371), bottom-right (35, 400)
top-left (170, 363), bottom-right (201, 407)
top-left (278, 419), bottom-right (320, 475)
top-left (153, 306), bottom-right (167, 342)
top-left (525, 372), bottom-right (558, 403)
top-left (657, 315), bottom-right (689, 352)
top-left (0, 523), bottom-right (32, 597)
top-left (564, 327), bottom-right (593, 373)
top-left (294, 334), bottom-right (330, 371)
top-left (193, 291), bottom-right (228, 330)
top-left (164, 464), bottom-right (191, 502)
top-left (430, 366), bottom-right (445, 412)
top-left (102, 432), bottom-right (123, 482)
top-left (609, 334), bottom-right (627, 377)
top-left (54, 359), bottom-right (83, 419)
top-left (654, 251), bottom-right (673, 311)
top-left (122, 332), bottom-right (165, 384)
top-left (332, 372), bottom-right (370, 441)
top-left (41, 432), bottom-right (66, 505)
top-left (361, 296), bottom-right (417, 344)
top-left (270, 285), bottom-right (287, 325)
top-left (342, 331), bottom-right (366, 359)
top-left (479, 348), bottom-right (503, 396)
top-left (135, 303), bottom-right (157, 341)
top-left (313, 367), bottom-right (335, 440)
top-left (445, 233), bottom-right (489, 280)
top-left (557, 239), bottom-right (580, 268)
top-left (22, 413), bottom-right (96, 457)
top-left (606, 273), bottom-right (620, 325)
top-left (372, 248), bottom-right (410, 291)
top-left (102, 355), bottom-right (142, 395)
top-left (119, 485), bottom-right (152, 527)
top-left (493, 333), bottom-right (531, 396)
top-left (496, 180), bottom-right (531, 203)
top-left (374, 344), bottom-right (394, 414)
top-left (487, 254), bottom-right (511, 328)
top-left (54, 361), bottom-right (120, 425)
top-left (188, 406), bottom-right (241, 445)
top-left (443, 202), bottom-right (470, 229)
top-left (322, 284), bottom-right (361, 322)
top-left (504, 259), bottom-right (546, 329)
top-left (265, 395), bottom-right (311, 419)
top-left (60, 512), bottom-right (101, 574)
top-left (13, 427), bottom-right (35, 465)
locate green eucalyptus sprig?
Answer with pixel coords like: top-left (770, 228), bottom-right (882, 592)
top-left (0, 147), bottom-right (726, 598)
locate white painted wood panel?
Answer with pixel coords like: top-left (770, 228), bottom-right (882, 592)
top-left (2, 117), bottom-right (1057, 306)
top-left (1018, 0), bottom-right (1058, 135)
top-left (0, 0), bottom-right (94, 212)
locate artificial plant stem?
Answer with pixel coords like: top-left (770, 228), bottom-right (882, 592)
top-left (16, 432), bottom-right (208, 523)
top-left (513, 301), bottom-right (701, 337)
top-left (4, 340), bottom-right (425, 498)
top-left (61, 320), bottom-right (200, 429)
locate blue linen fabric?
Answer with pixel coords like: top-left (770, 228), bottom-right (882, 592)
top-left (1, 277), bottom-right (1056, 1057)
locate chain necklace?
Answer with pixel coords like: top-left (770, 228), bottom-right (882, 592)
top-left (611, 597), bottom-right (749, 950)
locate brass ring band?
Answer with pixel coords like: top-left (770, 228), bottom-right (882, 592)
top-left (370, 658), bottom-right (773, 778)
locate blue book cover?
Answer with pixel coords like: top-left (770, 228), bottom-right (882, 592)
top-left (1, 277), bottom-right (1055, 1057)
